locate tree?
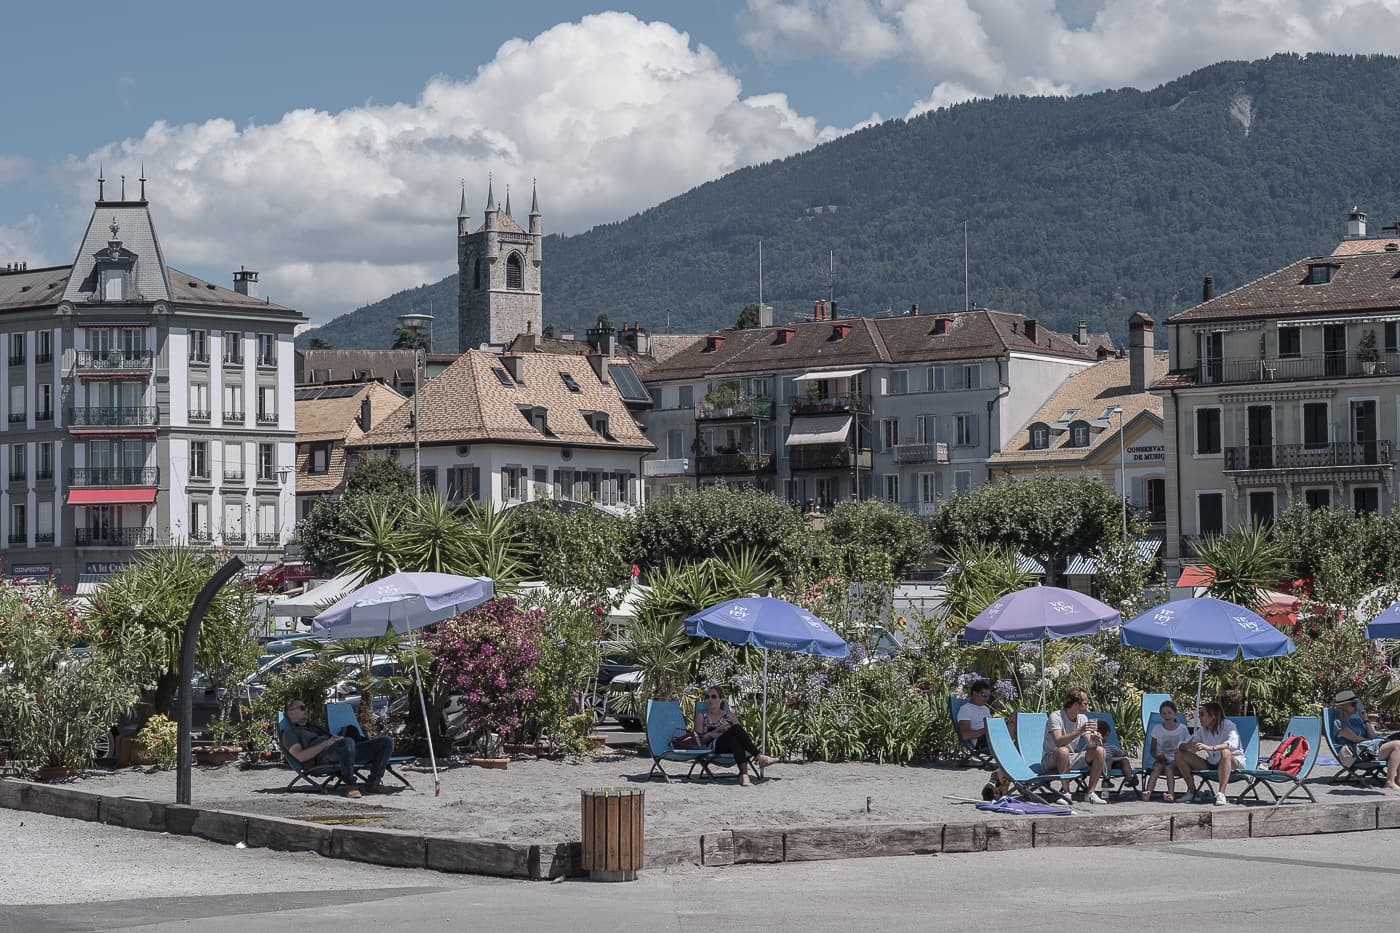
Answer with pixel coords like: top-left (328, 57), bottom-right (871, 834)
top-left (346, 458), bottom-right (416, 497)
top-left (735, 303), bottom-right (762, 329)
top-left (306, 336), bottom-right (333, 349)
top-left (933, 474), bottom-right (1138, 584)
top-left (542, 323), bottom-right (559, 339)
top-left (391, 324), bottom-right (431, 351)
top-left (507, 501), bottom-right (630, 596)
top-left (626, 486), bottom-right (808, 576)
top-left (594, 312), bottom-right (614, 332)
top-left (1194, 523), bottom-right (1289, 612)
top-left (821, 500), bottom-right (931, 582)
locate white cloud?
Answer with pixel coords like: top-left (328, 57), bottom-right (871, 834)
top-left (0, 156), bottom-right (31, 190)
top-left (744, 0), bottom-right (1400, 100)
top-left (61, 13), bottom-right (846, 325)
top-left (0, 215), bottom-right (46, 268)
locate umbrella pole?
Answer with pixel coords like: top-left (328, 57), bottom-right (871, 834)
top-left (761, 648), bottom-right (769, 756)
top-left (1194, 657), bottom-right (1204, 721)
top-left (408, 625), bottom-right (440, 796)
top-left (1040, 637), bottom-right (1046, 710)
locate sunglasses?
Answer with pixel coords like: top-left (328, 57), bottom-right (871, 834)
top-left (289, 704), bottom-right (306, 711)
top-left (707, 694), bottom-right (721, 700)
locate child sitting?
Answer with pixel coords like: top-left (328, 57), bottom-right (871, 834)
top-left (1142, 699), bottom-right (1190, 802)
top-left (1094, 719), bottom-right (1139, 793)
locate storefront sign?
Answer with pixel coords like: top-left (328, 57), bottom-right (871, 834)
top-left (11, 564), bottom-right (52, 576)
top-left (85, 561), bottom-right (130, 575)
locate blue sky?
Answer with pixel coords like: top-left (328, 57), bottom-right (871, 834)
top-left (4, 0), bottom-right (1399, 325)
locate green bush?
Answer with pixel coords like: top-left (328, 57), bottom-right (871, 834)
top-left (136, 714), bottom-right (179, 770)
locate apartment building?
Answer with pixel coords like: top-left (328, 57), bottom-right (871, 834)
top-left (1157, 209), bottom-right (1400, 572)
top-left (640, 307), bottom-right (1103, 512)
top-left (293, 381), bottom-right (407, 520)
top-left (0, 185), bottom-right (303, 584)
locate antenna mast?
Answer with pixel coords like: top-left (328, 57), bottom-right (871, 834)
top-left (963, 221), bottom-right (970, 312)
top-left (828, 250), bottom-right (834, 304)
top-left (758, 239), bottom-right (764, 307)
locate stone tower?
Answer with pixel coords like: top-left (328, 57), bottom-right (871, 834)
top-left (458, 178), bottom-right (543, 350)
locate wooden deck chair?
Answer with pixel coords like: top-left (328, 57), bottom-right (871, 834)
top-left (1321, 707), bottom-right (1386, 786)
top-left (1234, 715), bottom-right (1320, 805)
top-left (949, 696), bottom-right (995, 769)
top-left (324, 701), bottom-right (416, 789)
top-left (986, 717), bottom-right (1084, 805)
top-left (275, 712), bottom-right (345, 794)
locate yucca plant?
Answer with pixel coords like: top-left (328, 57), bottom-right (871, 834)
top-left (1193, 522), bottom-right (1289, 612)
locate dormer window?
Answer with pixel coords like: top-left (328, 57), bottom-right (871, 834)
top-left (1305, 263), bottom-right (1338, 285)
top-left (585, 411), bottom-right (612, 440)
top-left (1029, 423), bottom-right (1050, 450)
top-left (1068, 421), bottom-right (1091, 448)
top-left (518, 404), bottom-right (552, 436)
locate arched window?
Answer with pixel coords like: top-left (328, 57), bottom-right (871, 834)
top-left (1069, 421), bottom-right (1090, 448)
top-left (506, 252), bottom-right (524, 290)
top-left (473, 258), bottom-right (482, 290)
top-left (1029, 423), bottom-right (1049, 450)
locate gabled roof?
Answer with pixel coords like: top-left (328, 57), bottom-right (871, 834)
top-left (294, 382), bottom-right (407, 494)
top-left (990, 354), bottom-right (1168, 467)
top-left (0, 266), bottom-right (71, 311)
top-left (350, 349), bottom-right (654, 452)
top-left (1167, 249), bottom-right (1400, 323)
top-left (166, 267), bottom-right (293, 311)
top-left (63, 202), bottom-right (171, 303)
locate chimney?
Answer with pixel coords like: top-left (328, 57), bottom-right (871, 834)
top-left (1077, 320), bottom-right (1087, 345)
top-left (518, 330), bottom-right (540, 352)
top-left (1202, 275), bottom-right (1214, 302)
top-left (703, 334), bottom-right (725, 353)
top-left (618, 322), bottom-right (651, 356)
top-left (1347, 207), bottom-right (1367, 238)
top-left (909, 304), bottom-right (919, 316)
top-left (358, 397), bottom-right (371, 431)
top-left (774, 326), bottom-right (796, 345)
top-left (500, 353), bottom-right (523, 382)
top-left (561, 329), bottom-right (575, 342)
top-left (831, 322), bottom-right (852, 341)
top-left (587, 351), bottom-right (608, 385)
top-left (813, 300), bottom-right (826, 321)
top-left (759, 304), bottom-right (773, 328)
top-left (1129, 312), bottom-right (1154, 392)
top-left (829, 301), bottom-right (839, 319)
top-left (233, 266), bottom-right (258, 298)
top-left (585, 325), bottom-right (616, 357)
top-left (931, 315), bottom-right (954, 336)
top-left (1023, 319), bottom-right (1039, 344)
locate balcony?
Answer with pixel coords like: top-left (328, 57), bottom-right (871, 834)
top-left (1195, 350), bottom-right (1400, 387)
top-left (74, 349), bottom-right (154, 375)
top-left (7, 532), bottom-right (24, 545)
top-left (643, 458), bottom-right (692, 477)
top-left (223, 469), bottom-right (245, 483)
top-left (68, 467), bottom-right (159, 487)
top-left (7, 412), bottom-right (23, 423)
top-left (256, 412), bottom-right (278, 425)
top-left (222, 354), bottom-right (244, 368)
top-left (35, 352), bottom-right (52, 365)
top-left (223, 410), bottom-right (244, 422)
top-left (892, 442), bottom-right (950, 465)
top-left (189, 352), bottom-right (210, 366)
top-left (789, 444), bottom-right (872, 472)
top-left (68, 406), bottom-right (159, 431)
top-left (256, 532), bottom-right (280, 546)
top-left (34, 532), bottom-right (53, 545)
top-left (7, 471), bottom-right (23, 485)
top-left (224, 531), bottom-right (247, 546)
top-left (1223, 441), bottom-right (1393, 472)
top-left (189, 409), bottom-right (211, 423)
top-left (7, 354), bottom-right (23, 366)
top-left (75, 527), bottom-right (155, 547)
top-left (190, 529), bottom-right (212, 544)
top-left (696, 397), bottom-right (774, 422)
top-left (790, 393), bottom-right (870, 416)
top-left (36, 469), bottom-right (53, 483)
top-left (696, 452), bottom-right (776, 475)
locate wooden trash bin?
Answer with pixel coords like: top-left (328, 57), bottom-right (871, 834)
top-left (580, 787), bottom-right (644, 882)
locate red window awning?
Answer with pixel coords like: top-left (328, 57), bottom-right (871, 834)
top-left (67, 488), bottom-right (158, 505)
top-left (1176, 565), bottom-right (1214, 588)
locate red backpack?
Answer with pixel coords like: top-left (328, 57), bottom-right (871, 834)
top-left (1266, 735), bottom-right (1309, 775)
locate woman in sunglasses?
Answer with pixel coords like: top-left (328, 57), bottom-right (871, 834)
top-left (695, 685), bottom-right (777, 786)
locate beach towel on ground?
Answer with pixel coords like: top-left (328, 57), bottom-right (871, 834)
top-left (975, 795), bottom-right (1073, 816)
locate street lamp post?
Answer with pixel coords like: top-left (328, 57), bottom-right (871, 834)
top-left (1115, 406), bottom-right (1128, 536)
top-left (398, 313), bottom-right (433, 496)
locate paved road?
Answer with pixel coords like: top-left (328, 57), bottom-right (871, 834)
top-left (2, 808), bottom-right (1396, 932)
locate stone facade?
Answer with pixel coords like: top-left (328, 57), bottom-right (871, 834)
top-left (457, 181), bottom-right (542, 351)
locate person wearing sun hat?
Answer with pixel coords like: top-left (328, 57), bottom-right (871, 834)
top-left (1332, 689), bottom-right (1400, 790)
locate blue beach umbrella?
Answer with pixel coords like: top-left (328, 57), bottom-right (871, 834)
top-left (313, 572), bottom-right (494, 794)
top-left (685, 597), bottom-right (848, 752)
top-left (1365, 599), bottom-right (1400, 640)
top-left (963, 586), bottom-right (1121, 708)
top-left (1121, 597), bottom-right (1296, 714)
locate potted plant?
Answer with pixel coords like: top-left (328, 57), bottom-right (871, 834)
top-left (1358, 329), bottom-right (1380, 374)
top-left (195, 716), bottom-right (244, 766)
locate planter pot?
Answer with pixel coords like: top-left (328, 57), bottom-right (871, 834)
top-left (468, 757), bottom-right (509, 770)
top-left (502, 743), bottom-right (551, 756)
top-left (114, 736), bottom-right (154, 767)
top-left (586, 734), bottom-right (608, 750)
top-left (194, 747), bottom-right (243, 766)
top-left (37, 766), bottom-right (78, 781)
top-left (1363, 361), bottom-right (1378, 375)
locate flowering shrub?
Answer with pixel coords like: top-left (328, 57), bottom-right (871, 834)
top-left (425, 598), bottom-right (544, 746)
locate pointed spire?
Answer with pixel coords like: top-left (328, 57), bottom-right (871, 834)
top-left (529, 178), bottom-right (540, 217)
top-left (504, 184), bottom-right (512, 217)
top-left (457, 179), bottom-right (468, 218)
top-left (120, 174), bottom-right (126, 200)
top-left (139, 162), bottom-right (146, 201)
top-left (485, 173), bottom-right (497, 212)
top-left (98, 163), bottom-right (105, 201)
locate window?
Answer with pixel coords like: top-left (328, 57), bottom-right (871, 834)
top-left (560, 372), bottom-right (581, 393)
top-left (678, 385), bottom-right (694, 409)
top-left (310, 442), bottom-right (330, 474)
top-left (915, 414), bottom-right (936, 444)
top-left (36, 384), bottom-right (51, 420)
top-left (223, 383), bottom-right (244, 420)
top-left (506, 252), bottom-right (524, 290)
top-left (1305, 488), bottom-right (1331, 510)
top-left (101, 267), bottom-right (127, 301)
top-left (955, 470), bottom-right (972, 495)
top-left (190, 383), bottom-right (210, 421)
top-left (888, 370), bottom-right (909, 395)
top-left (189, 329), bottom-right (208, 363)
top-left (918, 473), bottom-right (939, 504)
top-left (37, 442), bottom-right (52, 480)
top-left (883, 474), bottom-right (900, 502)
top-left (222, 331), bottom-right (243, 365)
top-left (36, 330), bottom-right (52, 364)
top-left (258, 502), bottom-right (278, 543)
top-left (1069, 421), bottom-right (1090, 448)
top-left (36, 502), bottom-right (52, 542)
top-left (954, 413), bottom-right (978, 447)
top-left (257, 386), bottom-right (277, 423)
top-left (224, 504), bottom-right (243, 543)
top-left (189, 501), bottom-right (210, 542)
top-left (1145, 477), bottom-right (1166, 523)
top-left (1198, 492), bottom-right (1224, 535)
top-left (10, 503), bottom-right (25, 543)
top-left (256, 334), bottom-right (276, 367)
top-left (1279, 327), bottom-right (1301, 358)
top-left (419, 468), bottom-right (438, 493)
top-left (448, 466), bottom-right (480, 502)
top-left (586, 412), bottom-right (611, 438)
top-left (120, 328), bottom-right (144, 355)
top-left (1194, 407), bottom-right (1222, 455)
top-left (491, 367), bottom-right (514, 387)
top-left (1306, 263), bottom-right (1335, 285)
top-left (8, 385), bottom-right (23, 422)
top-left (664, 430), bottom-right (684, 460)
top-left (191, 441), bottom-right (209, 479)
top-left (224, 442), bottom-right (244, 480)
top-left (962, 364), bottom-right (981, 390)
top-left (8, 333), bottom-right (23, 365)
top-left (1387, 322), bottom-right (1399, 355)
top-left (504, 465), bottom-right (525, 501)
top-left (257, 444), bottom-right (275, 481)
top-left (1302, 402), bottom-right (1328, 449)
top-left (881, 418), bottom-right (900, 451)
top-left (1354, 487), bottom-right (1380, 515)
top-left (931, 366), bottom-right (948, 391)
top-left (1029, 423), bottom-right (1050, 450)
top-left (1248, 491), bottom-right (1276, 524)
top-left (9, 443), bottom-right (25, 481)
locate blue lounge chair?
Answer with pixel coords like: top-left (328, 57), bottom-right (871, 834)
top-left (645, 700), bottom-right (737, 782)
top-left (949, 696), bottom-right (995, 769)
top-left (325, 701), bottom-right (416, 789)
top-left (1321, 706), bottom-right (1386, 786)
top-left (275, 712), bottom-right (345, 794)
top-left (1184, 715), bottom-right (1260, 797)
top-left (1014, 711), bottom-right (1047, 764)
top-left (986, 717), bottom-right (1083, 804)
top-left (1233, 715), bottom-right (1320, 805)
top-left (1085, 710), bottom-right (1137, 796)
top-left (1140, 693), bottom-right (1173, 737)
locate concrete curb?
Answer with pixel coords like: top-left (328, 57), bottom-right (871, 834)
top-left (2, 778), bottom-right (1397, 880)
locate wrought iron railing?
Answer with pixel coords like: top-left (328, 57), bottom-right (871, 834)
top-left (68, 406), bottom-right (159, 427)
top-left (67, 467), bottom-right (159, 486)
top-left (256, 532), bottom-right (280, 545)
top-left (223, 532), bottom-right (246, 545)
top-left (788, 445), bottom-right (872, 471)
top-left (74, 349), bottom-right (154, 372)
top-left (892, 442), bottom-right (949, 464)
top-left (696, 452), bottom-right (775, 475)
top-left (1223, 440), bottom-right (1392, 471)
top-left (1196, 350), bottom-right (1400, 386)
top-left (189, 409), bottom-right (211, 423)
top-left (75, 527), bottom-right (155, 546)
top-left (696, 397), bottom-right (774, 421)
top-left (790, 393), bottom-right (870, 416)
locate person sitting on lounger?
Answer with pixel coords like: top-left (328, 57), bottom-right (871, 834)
top-left (1094, 719), bottom-right (1139, 792)
top-left (279, 697), bottom-right (395, 799)
top-left (1042, 687), bottom-right (1108, 805)
top-left (1332, 689), bottom-right (1400, 790)
top-left (956, 679), bottom-right (1011, 800)
top-left (695, 686), bottom-right (776, 787)
top-left (1176, 701), bottom-right (1243, 806)
top-left (1142, 699), bottom-right (1189, 802)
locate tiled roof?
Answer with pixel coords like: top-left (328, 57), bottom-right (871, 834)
top-left (295, 349), bottom-right (458, 385)
top-left (166, 268), bottom-right (294, 311)
top-left (0, 266), bottom-right (71, 311)
top-left (295, 382), bottom-right (407, 494)
top-left (63, 203), bottom-right (171, 303)
top-left (989, 354), bottom-right (1168, 466)
top-left (1167, 250), bottom-right (1400, 323)
top-left (474, 213), bottom-right (527, 235)
top-left (644, 310), bottom-right (1099, 382)
top-left (350, 349), bottom-right (654, 451)
top-left (1332, 238), bottom-right (1400, 256)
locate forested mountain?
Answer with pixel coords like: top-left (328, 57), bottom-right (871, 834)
top-left (300, 53), bottom-right (1400, 351)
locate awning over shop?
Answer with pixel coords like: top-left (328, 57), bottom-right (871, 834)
top-left (67, 488), bottom-right (157, 505)
top-left (76, 573), bottom-right (109, 596)
top-left (791, 368), bottom-right (867, 382)
top-left (785, 414), bottom-right (852, 446)
top-left (268, 570), bottom-right (368, 617)
top-left (1065, 538), bottom-right (1164, 576)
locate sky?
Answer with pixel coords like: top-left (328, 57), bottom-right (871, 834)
top-left (4, 0), bottom-right (1400, 327)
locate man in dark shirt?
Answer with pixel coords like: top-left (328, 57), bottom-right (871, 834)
top-left (279, 698), bottom-right (394, 798)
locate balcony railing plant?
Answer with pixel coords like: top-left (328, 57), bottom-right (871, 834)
top-left (1223, 440), bottom-right (1393, 471)
top-left (696, 397), bottom-right (774, 421)
top-left (75, 527), bottom-right (155, 547)
top-left (892, 442), bottom-right (949, 464)
top-left (68, 467), bottom-right (159, 486)
top-left (790, 393), bottom-right (870, 416)
top-left (74, 349), bottom-right (154, 372)
top-left (68, 406), bottom-right (159, 427)
top-left (789, 444), bottom-right (872, 471)
top-left (696, 452), bottom-right (775, 475)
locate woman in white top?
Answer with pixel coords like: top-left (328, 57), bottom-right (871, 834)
top-left (1142, 699), bottom-right (1190, 802)
top-left (1174, 701), bottom-right (1244, 806)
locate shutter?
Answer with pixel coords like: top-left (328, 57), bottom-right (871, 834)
top-left (1131, 476), bottom-right (1144, 508)
top-left (471, 467), bottom-right (480, 501)
top-left (969, 415), bottom-right (979, 447)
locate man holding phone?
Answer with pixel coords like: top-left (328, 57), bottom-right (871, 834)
top-left (1042, 687), bottom-right (1108, 804)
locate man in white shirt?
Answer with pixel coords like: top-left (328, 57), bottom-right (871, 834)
top-left (1042, 687), bottom-right (1108, 804)
top-left (957, 678), bottom-right (1009, 799)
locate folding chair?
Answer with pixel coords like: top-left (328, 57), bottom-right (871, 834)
top-left (1140, 693), bottom-right (1173, 737)
top-left (950, 696), bottom-right (995, 769)
top-left (1085, 710), bottom-right (1138, 797)
top-left (325, 701), bottom-right (416, 789)
top-left (1321, 707), bottom-right (1386, 786)
top-left (1234, 715), bottom-right (1320, 805)
top-left (275, 713), bottom-right (345, 794)
top-left (986, 717), bottom-right (1083, 805)
top-left (1187, 715), bottom-right (1259, 797)
top-left (644, 700), bottom-right (736, 782)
